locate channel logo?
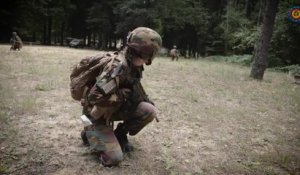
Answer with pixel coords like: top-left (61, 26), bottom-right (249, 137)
top-left (288, 6), bottom-right (300, 23)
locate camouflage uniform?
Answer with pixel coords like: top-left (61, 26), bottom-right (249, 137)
top-left (79, 27), bottom-right (162, 166)
top-left (10, 32), bottom-right (23, 51)
top-left (170, 45), bottom-right (179, 61)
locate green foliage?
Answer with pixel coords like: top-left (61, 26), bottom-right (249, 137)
top-left (0, 110), bottom-right (9, 124)
top-left (207, 55), bottom-right (253, 66)
top-left (1, 0), bottom-right (299, 68)
top-left (267, 54), bottom-right (285, 68)
top-left (218, 2), bottom-right (258, 54)
top-left (232, 27), bottom-right (259, 54)
top-left (271, 1), bottom-right (300, 65)
top-left (271, 65), bottom-right (300, 75)
top-left (159, 0), bottom-right (211, 52)
top-left (19, 0), bottom-right (74, 42)
top-left (0, 164), bottom-right (8, 174)
top-left (87, 2), bottom-right (113, 33)
top-left (114, 0), bottom-right (162, 35)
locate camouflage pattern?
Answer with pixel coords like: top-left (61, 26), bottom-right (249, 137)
top-left (10, 32), bottom-right (23, 51)
top-left (86, 53), bottom-right (129, 108)
top-left (112, 101), bottom-right (156, 135)
top-left (85, 101), bottom-right (156, 166)
top-left (70, 52), bottom-right (122, 101)
top-left (127, 27), bottom-right (162, 64)
top-left (76, 28), bottom-right (161, 166)
top-left (86, 124), bottom-right (123, 166)
top-left (86, 52), bottom-right (154, 120)
top-left (170, 47), bottom-right (179, 61)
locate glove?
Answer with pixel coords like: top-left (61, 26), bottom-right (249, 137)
top-left (90, 105), bottom-right (115, 120)
top-left (148, 98), bottom-right (155, 106)
top-left (117, 88), bottom-right (131, 101)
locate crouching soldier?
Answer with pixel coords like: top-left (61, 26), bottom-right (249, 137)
top-left (10, 32), bottom-right (23, 51)
top-left (70, 27), bottom-right (162, 166)
top-left (169, 45), bottom-right (179, 61)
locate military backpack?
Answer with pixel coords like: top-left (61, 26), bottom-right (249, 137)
top-left (70, 52), bottom-right (121, 101)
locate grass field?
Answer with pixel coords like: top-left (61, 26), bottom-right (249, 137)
top-left (0, 45), bottom-right (299, 175)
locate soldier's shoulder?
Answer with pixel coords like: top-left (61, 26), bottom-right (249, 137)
top-left (97, 51), bottom-right (126, 75)
top-left (91, 51), bottom-right (120, 64)
top-left (94, 51), bottom-right (124, 60)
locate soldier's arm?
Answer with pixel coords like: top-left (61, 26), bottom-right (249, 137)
top-left (131, 81), bottom-right (155, 105)
top-left (87, 63), bottom-right (128, 106)
top-left (88, 74), bottom-right (119, 106)
top-left (16, 36), bottom-right (22, 43)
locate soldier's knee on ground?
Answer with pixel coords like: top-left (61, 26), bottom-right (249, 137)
top-left (126, 102), bottom-right (156, 136)
top-left (100, 150), bottom-right (123, 166)
top-left (136, 102), bottom-right (156, 123)
top-left (85, 125), bottom-right (123, 166)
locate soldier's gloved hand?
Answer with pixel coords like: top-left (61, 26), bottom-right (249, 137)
top-left (117, 88), bottom-right (131, 101)
top-left (148, 99), bottom-right (155, 106)
top-left (90, 106), bottom-right (115, 120)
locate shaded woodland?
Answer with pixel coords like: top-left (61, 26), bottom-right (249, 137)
top-left (1, 0), bottom-right (300, 66)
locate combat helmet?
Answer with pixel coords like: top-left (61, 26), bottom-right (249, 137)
top-left (127, 27), bottom-right (162, 65)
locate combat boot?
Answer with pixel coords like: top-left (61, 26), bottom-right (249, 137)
top-left (114, 123), bottom-right (134, 152)
top-left (81, 130), bottom-right (89, 146)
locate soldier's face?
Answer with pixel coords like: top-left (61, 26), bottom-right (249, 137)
top-left (132, 57), bottom-right (146, 67)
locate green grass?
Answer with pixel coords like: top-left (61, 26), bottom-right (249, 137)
top-left (0, 164), bottom-right (8, 174)
top-left (146, 57), bottom-right (300, 174)
top-left (0, 45), bottom-right (299, 175)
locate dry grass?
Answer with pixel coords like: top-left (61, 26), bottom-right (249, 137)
top-left (0, 45), bottom-right (299, 175)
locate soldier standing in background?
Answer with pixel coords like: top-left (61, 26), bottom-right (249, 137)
top-left (169, 45), bottom-right (179, 61)
top-left (70, 27), bottom-right (162, 166)
top-left (10, 32), bottom-right (23, 51)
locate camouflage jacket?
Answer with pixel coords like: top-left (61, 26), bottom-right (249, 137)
top-left (87, 51), bottom-right (147, 109)
top-left (170, 49), bottom-right (179, 56)
top-left (10, 35), bottom-right (22, 44)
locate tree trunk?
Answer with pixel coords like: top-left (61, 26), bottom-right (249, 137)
top-left (93, 33), bottom-right (96, 48)
top-left (47, 16), bottom-right (52, 45)
top-left (113, 39), bottom-right (117, 50)
top-left (101, 33), bottom-right (106, 50)
top-left (224, 0), bottom-right (230, 55)
top-left (54, 32), bottom-right (57, 45)
top-left (32, 31), bottom-right (36, 42)
top-left (257, 0), bottom-right (266, 27)
top-left (43, 20), bottom-right (47, 45)
top-left (83, 35), bottom-right (86, 46)
top-left (245, 0), bottom-right (250, 18)
top-left (122, 34), bottom-right (127, 49)
top-left (98, 33), bottom-right (102, 49)
top-left (87, 32), bottom-right (91, 47)
top-left (250, 0), bottom-right (279, 80)
top-left (60, 22), bottom-right (64, 46)
top-left (108, 38), bottom-right (112, 49)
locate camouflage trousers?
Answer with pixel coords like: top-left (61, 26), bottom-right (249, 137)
top-left (171, 54), bottom-right (179, 61)
top-left (10, 43), bottom-right (22, 51)
top-left (84, 101), bottom-right (156, 166)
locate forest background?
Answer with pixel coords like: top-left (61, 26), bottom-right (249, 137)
top-left (1, 0), bottom-right (300, 68)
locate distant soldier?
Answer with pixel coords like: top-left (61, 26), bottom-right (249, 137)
top-left (169, 45), bottom-right (179, 61)
top-left (70, 27), bottom-right (162, 166)
top-left (10, 32), bottom-right (23, 51)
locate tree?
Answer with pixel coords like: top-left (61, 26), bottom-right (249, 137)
top-left (159, 0), bottom-right (211, 57)
top-left (0, 0), bottom-right (23, 42)
top-left (114, 0), bottom-right (162, 47)
top-left (271, 1), bottom-right (300, 65)
top-left (86, 1), bottom-right (116, 49)
top-left (250, 0), bottom-right (279, 80)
